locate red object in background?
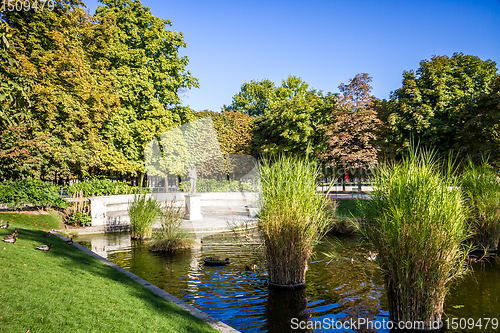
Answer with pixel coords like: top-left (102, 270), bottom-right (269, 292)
top-left (345, 172), bottom-right (350, 182)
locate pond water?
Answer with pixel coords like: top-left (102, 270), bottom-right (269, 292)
top-left (74, 232), bottom-right (500, 333)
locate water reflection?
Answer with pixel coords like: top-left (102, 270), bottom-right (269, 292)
top-left (265, 288), bottom-right (310, 333)
top-left (75, 232), bottom-right (500, 333)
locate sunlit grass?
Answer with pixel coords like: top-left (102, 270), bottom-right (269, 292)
top-left (0, 210), bottom-right (61, 230)
top-left (0, 220), bottom-right (217, 332)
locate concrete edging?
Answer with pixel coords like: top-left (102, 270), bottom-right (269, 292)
top-left (51, 231), bottom-right (240, 333)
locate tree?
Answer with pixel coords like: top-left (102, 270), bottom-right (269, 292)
top-left (196, 110), bottom-right (254, 156)
top-left (253, 90), bottom-right (334, 157)
top-left (1, 1), bottom-right (127, 180)
top-left (322, 73), bottom-right (382, 187)
top-left (222, 75), bottom-right (311, 117)
top-left (195, 110), bottom-right (255, 178)
top-left (222, 79), bottom-right (276, 117)
top-left (95, 0), bottom-right (199, 177)
top-left (384, 53), bottom-right (499, 159)
top-left (455, 75), bottom-right (500, 166)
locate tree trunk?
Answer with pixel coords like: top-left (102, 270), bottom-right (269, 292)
top-left (358, 167), bottom-right (362, 191)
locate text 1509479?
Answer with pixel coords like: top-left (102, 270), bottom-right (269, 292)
top-left (1, 0), bottom-right (54, 12)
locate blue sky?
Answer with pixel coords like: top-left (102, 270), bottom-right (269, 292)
top-left (83, 0), bottom-right (500, 112)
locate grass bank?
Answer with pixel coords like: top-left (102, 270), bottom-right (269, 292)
top-left (0, 210), bottom-right (62, 230)
top-left (0, 213), bottom-right (218, 333)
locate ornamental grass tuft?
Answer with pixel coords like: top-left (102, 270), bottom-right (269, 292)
top-left (359, 147), bottom-right (471, 327)
top-left (128, 194), bottom-right (162, 239)
top-left (149, 200), bottom-right (193, 252)
top-left (258, 155), bottom-right (332, 287)
top-left (460, 157), bottom-right (500, 251)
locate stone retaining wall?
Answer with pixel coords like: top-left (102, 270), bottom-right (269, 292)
top-left (89, 192), bottom-right (258, 228)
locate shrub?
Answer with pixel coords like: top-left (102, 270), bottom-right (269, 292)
top-left (359, 147), bottom-right (470, 327)
top-left (179, 179), bottom-right (255, 193)
top-left (128, 194), bottom-right (162, 239)
top-left (0, 178), bottom-right (67, 210)
top-left (149, 200), bottom-right (193, 252)
top-left (460, 157), bottom-right (500, 251)
top-left (65, 178), bottom-right (144, 197)
top-left (258, 155), bottom-right (332, 287)
top-left (63, 191), bottom-right (91, 226)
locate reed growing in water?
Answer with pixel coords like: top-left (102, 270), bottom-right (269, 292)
top-left (360, 148), bottom-right (470, 328)
top-left (149, 200), bottom-right (193, 252)
top-left (460, 157), bottom-right (500, 251)
top-left (258, 155), bottom-right (332, 287)
top-left (128, 194), bottom-right (162, 239)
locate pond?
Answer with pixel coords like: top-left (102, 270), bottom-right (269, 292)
top-left (74, 232), bottom-right (500, 333)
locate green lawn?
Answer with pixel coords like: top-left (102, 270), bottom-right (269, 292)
top-left (0, 210), bottom-right (61, 230)
top-left (0, 213), bottom-right (218, 333)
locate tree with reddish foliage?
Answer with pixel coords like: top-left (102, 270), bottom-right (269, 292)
top-left (322, 73), bottom-right (382, 189)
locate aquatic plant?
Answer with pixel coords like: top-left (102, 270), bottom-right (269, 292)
top-left (128, 194), bottom-right (162, 239)
top-left (258, 154), bottom-right (332, 287)
top-left (149, 200), bottom-right (193, 252)
top-left (359, 147), bottom-right (471, 327)
top-left (460, 157), bottom-right (500, 251)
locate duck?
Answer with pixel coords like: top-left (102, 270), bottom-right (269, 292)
top-left (3, 230), bottom-right (17, 240)
top-left (64, 239), bottom-right (73, 245)
top-left (365, 251), bottom-right (378, 261)
top-left (0, 222), bottom-right (9, 229)
top-left (245, 264), bottom-right (257, 271)
top-left (36, 244), bottom-right (53, 251)
top-left (42, 231), bottom-right (51, 237)
top-left (3, 236), bottom-right (16, 243)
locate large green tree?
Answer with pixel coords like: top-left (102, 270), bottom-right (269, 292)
top-left (253, 90), bottom-right (334, 157)
top-left (384, 53), bottom-right (499, 159)
top-left (196, 110), bottom-right (254, 156)
top-left (223, 75), bottom-right (311, 117)
top-left (95, 0), bottom-right (199, 177)
top-left (458, 75), bottom-right (500, 164)
top-left (1, 0), bottom-right (126, 180)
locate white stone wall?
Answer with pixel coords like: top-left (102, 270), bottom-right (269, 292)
top-left (89, 192), bottom-right (259, 227)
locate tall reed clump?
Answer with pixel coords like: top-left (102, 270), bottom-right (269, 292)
top-left (128, 194), bottom-right (162, 239)
top-left (149, 200), bottom-right (193, 252)
top-left (259, 155), bottom-right (332, 287)
top-left (460, 157), bottom-right (500, 251)
top-left (359, 148), bottom-right (470, 328)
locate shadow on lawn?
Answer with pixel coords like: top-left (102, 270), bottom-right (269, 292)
top-left (1, 226), bottom-right (217, 332)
